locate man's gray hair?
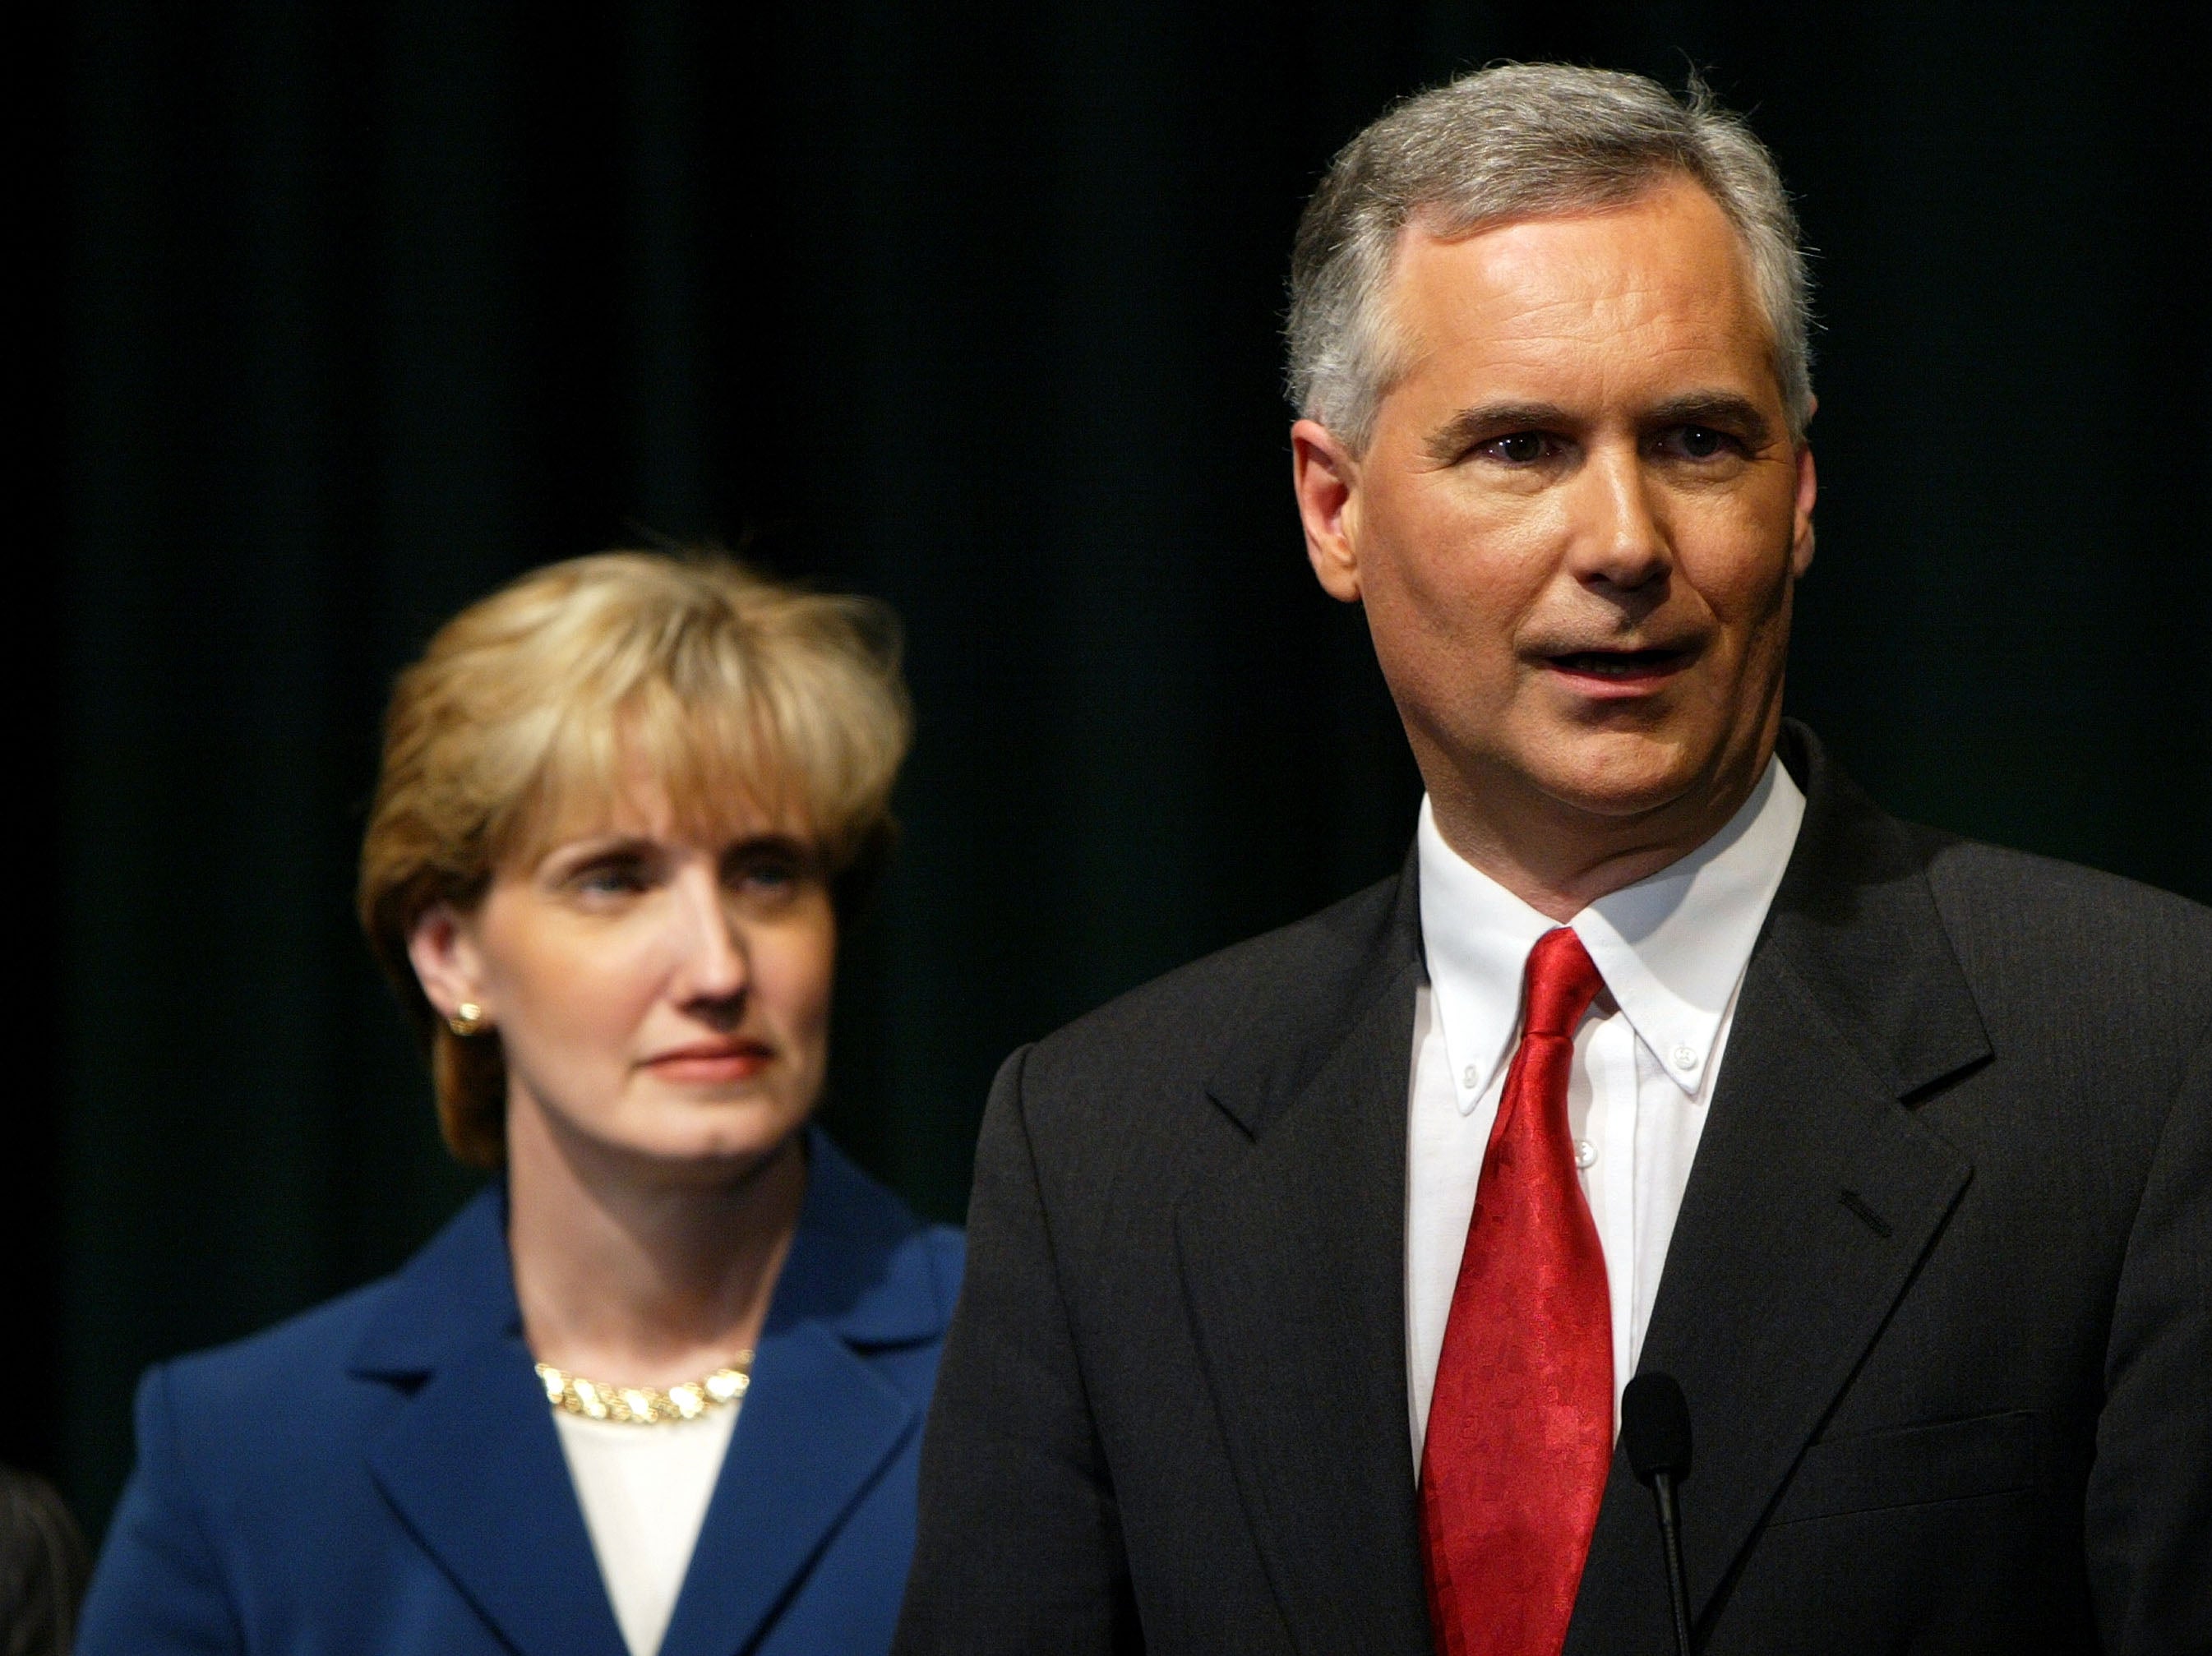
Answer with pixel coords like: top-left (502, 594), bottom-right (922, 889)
top-left (1286, 63), bottom-right (1813, 451)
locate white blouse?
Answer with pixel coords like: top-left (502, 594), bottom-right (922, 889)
top-left (552, 1404), bottom-right (738, 1656)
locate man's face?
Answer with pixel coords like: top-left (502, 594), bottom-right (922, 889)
top-left (1294, 178), bottom-right (1816, 844)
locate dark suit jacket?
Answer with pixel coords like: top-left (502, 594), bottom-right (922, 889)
top-left (81, 1127), bottom-right (963, 1656)
top-left (895, 725), bottom-right (2212, 1654)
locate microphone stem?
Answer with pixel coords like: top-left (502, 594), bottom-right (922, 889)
top-left (1654, 1471), bottom-right (1692, 1656)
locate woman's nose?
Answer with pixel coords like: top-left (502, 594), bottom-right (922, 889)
top-left (671, 870), bottom-right (749, 1007)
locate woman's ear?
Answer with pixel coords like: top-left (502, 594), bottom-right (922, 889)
top-left (407, 902), bottom-right (489, 1023)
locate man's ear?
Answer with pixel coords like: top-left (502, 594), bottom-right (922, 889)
top-left (407, 902), bottom-right (490, 1024)
top-left (1291, 418), bottom-right (1364, 602)
top-left (1789, 436), bottom-right (1817, 577)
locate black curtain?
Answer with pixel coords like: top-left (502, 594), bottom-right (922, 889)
top-left (20, 2), bottom-right (2209, 1537)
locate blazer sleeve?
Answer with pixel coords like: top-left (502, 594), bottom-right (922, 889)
top-left (76, 1363), bottom-right (246, 1655)
top-left (2085, 1019), bottom-right (2212, 1654)
top-left (893, 1045), bottom-right (1141, 1654)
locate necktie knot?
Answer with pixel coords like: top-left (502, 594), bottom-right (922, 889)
top-left (1522, 927), bottom-right (1603, 1040)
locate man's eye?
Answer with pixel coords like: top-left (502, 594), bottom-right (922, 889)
top-left (1669, 425), bottom-right (1730, 459)
top-left (1480, 431), bottom-right (1555, 464)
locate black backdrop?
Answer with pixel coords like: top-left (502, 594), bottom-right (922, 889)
top-left (18, 2), bottom-right (2209, 1537)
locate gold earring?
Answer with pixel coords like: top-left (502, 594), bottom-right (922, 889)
top-left (448, 1002), bottom-right (487, 1037)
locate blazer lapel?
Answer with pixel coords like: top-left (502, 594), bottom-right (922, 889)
top-left (1567, 726), bottom-right (1993, 1650)
top-left (353, 1191), bottom-right (628, 1656)
top-left (658, 1321), bottom-right (912, 1656)
top-left (658, 1130), bottom-right (938, 1656)
top-left (1174, 869), bottom-right (1435, 1655)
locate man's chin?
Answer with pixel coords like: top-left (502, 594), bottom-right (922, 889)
top-left (1525, 730), bottom-right (1716, 822)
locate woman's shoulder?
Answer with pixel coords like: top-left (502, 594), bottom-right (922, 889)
top-left (157, 1256), bottom-right (398, 1388)
top-left (150, 1275), bottom-right (394, 1421)
top-left (116, 1273), bottom-right (416, 1563)
top-left (920, 1221), bottom-right (965, 1309)
top-left (143, 1185), bottom-right (507, 1456)
top-left (792, 1129), bottom-right (965, 1339)
top-left (85, 1192), bottom-right (516, 1652)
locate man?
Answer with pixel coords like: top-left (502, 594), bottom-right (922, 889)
top-left (895, 65), bottom-right (2210, 1655)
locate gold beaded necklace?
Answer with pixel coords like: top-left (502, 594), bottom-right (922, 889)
top-left (535, 1353), bottom-right (754, 1426)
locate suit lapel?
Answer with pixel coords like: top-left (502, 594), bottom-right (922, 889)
top-left (658, 1129), bottom-right (940, 1656)
top-left (1175, 870), bottom-right (1435, 1655)
top-left (354, 1192), bottom-right (627, 1656)
top-left (366, 1338), bottom-right (629, 1656)
top-left (1567, 726), bottom-right (1993, 1650)
top-left (658, 1320), bottom-right (913, 1656)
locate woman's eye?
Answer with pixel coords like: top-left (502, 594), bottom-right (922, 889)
top-left (573, 863), bottom-right (649, 896)
top-left (725, 842), bottom-right (825, 907)
top-left (731, 859), bottom-right (798, 895)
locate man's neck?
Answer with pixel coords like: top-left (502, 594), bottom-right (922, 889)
top-left (1423, 753), bottom-right (1772, 922)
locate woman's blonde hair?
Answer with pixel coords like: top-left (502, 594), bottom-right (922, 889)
top-left (358, 550), bottom-right (912, 1168)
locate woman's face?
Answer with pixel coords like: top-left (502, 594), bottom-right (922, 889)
top-left (410, 782), bottom-right (837, 1178)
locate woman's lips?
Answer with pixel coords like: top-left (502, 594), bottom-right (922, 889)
top-left (1540, 646), bottom-right (1694, 697)
top-left (644, 1043), bottom-right (774, 1083)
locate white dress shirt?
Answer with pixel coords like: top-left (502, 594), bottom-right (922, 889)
top-left (1406, 758), bottom-right (1805, 1466)
top-left (552, 1404), bottom-right (737, 1656)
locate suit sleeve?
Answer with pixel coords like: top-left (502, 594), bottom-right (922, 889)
top-left (2085, 1019), bottom-right (2212, 1654)
top-left (75, 1363), bottom-right (246, 1655)
top-left (894, 1045), bottom-right (1141, 1654)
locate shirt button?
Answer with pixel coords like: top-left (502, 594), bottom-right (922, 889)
top-left (1574, 1139), bottom-right (1597, 1169)
top-left (1462, 1065), bottom-right (1478, 1090)
top-left (1671, 1044), bottom-right (1698, 1071)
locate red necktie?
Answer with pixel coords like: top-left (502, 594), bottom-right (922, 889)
top-left (1420, 926), bottom-right (1613, 1656)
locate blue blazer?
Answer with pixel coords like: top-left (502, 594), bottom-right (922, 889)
top-left (80, 1128), bottom-right (963, 1655)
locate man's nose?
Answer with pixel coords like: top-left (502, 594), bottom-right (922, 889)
top-left (1568, 445), bottom-right (1673, 591)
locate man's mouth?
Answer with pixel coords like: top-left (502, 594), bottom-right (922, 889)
top-left (1543, 647), bottom-right (1693, 680)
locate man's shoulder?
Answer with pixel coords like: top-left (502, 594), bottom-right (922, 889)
top-left (1914, 831), bottom-right (2212, 1038)
top-left (1025, 869), bottom-right (1406, 1076)
top-left (1918, 831), bottom-right (2212, 974)
top-left (991, 868), bottom-right (1411, 1233)
top-left (1035, 866), bottom-right (1397, 1048)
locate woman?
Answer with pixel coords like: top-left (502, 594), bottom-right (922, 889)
top-left (80, 552), bottom-right (962, 1656)
top-left (1, 1464), bottom-right (89, 1656)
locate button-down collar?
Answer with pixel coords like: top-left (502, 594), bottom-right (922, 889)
top-left (1417, 757), bottom-right (1805, 1114)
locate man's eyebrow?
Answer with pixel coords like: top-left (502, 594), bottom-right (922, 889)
top-left (1422, 402), bottom-right (1574, 464)
top-left (1646, 392), bottom-right (1774, 447)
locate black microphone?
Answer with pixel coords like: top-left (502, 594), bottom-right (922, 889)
top-left (1622, 1372), bottom-right (1694, 1656)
